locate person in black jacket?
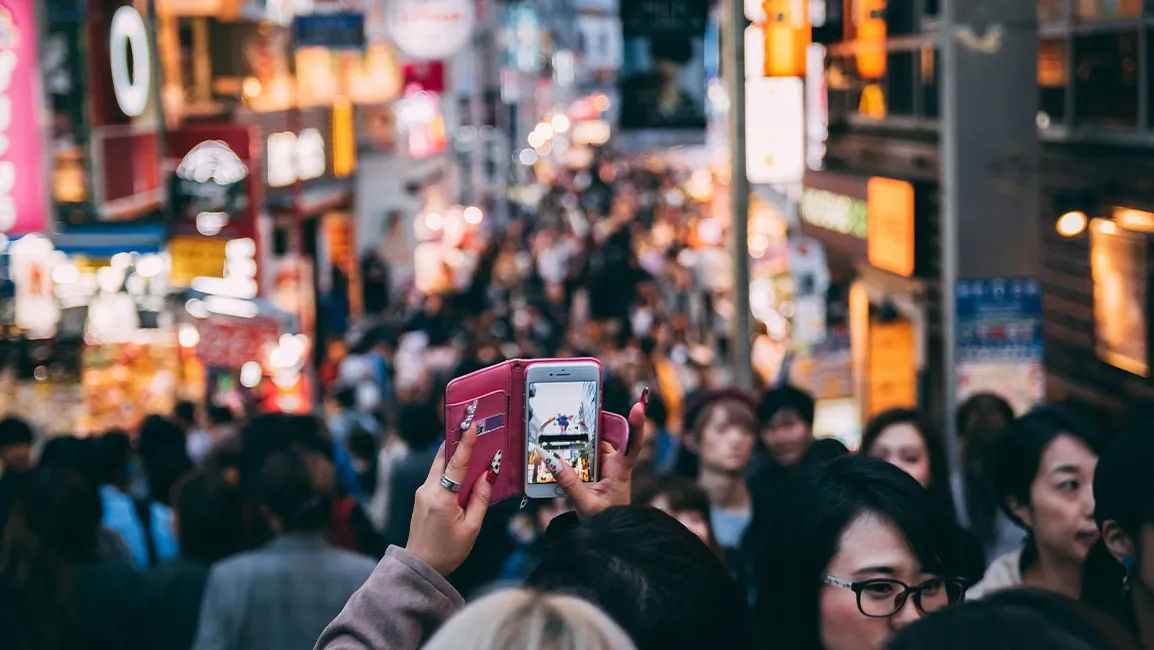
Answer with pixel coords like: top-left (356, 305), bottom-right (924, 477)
top-left (0, 466), bottom-right (143, 650)
top-left (137, 469), bottom-right (248, 650)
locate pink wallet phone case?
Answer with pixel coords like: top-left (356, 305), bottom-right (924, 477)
top-left (444, 358), bottom-right (630, 507)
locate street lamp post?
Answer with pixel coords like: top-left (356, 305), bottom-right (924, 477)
top-left (725, 0), bottom-right (754, 391)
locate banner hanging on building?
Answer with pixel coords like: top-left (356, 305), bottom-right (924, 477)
top-left (619, 0), bottom-right (709, 130)
top-left (0, 0), bottom-right (49, 234)
top-left (956, 277), bottom-right (1045, 414)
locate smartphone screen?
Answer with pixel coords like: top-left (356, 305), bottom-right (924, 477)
top-left (526, 379), bottom-right (599, 485)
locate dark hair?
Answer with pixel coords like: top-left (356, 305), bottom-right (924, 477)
top-left (643, 390), bottom-right (668, 428)
top-left (333, 386), bottom-right (358, 410)
top-left (207, 405), bottom-right (235, 427)
top-left (173, 401), bottom-right (198, 429)
top-left (804, 437), bottom-right (850, 465)
top-left (756, 384), bottom-right (816, 428)
top-left (633, 473), bottom-right (721, 556)
top-left (259, 449), bottom-right (335, 533)
top-left (37, 436), bottom-right (102, 488)
top-left (862, 409), bottom-right (958, 523)
top-left (0, 417), bottom-right (33, 448)
top-left (172, 469), bottom-right (247, 563)
top-left (526, 506), bottom-right (752, 650)
top-left (993, 404), bottom-right (1108, 531)
top-left (956, 393), bottom-right (1015, 551)
top-left (649, 36), bottom-right (694, 65)
top-left (96, 430), bottom-right (133, 488)
top-left (890, 588), bottom-right (1139, 650)
top-left (0, 466), bottom-right (106, 649)
top-left (396, 402), bottom-right (441, 449)
top-left (138, 416), bottom-right (194, 506)
top-left (754, 455), bottom-right (963, 648)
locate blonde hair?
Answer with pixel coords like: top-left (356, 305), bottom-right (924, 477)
top-left (423, 589), bottom-right (637, 650)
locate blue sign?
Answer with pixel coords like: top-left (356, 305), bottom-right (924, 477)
top-left (956, 278), bottom-right (1043, 365)
top-left (293, 12), bottom-right (366, 50)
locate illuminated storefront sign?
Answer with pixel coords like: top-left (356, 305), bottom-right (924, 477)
top-left (109, 5), bottom-right (151, 118)
top-left (867, 177), bottom-right (915, 277)
top-left (0, 1), bottom-right (49, 234)
top-left (267, 128), bottom-right (326, 188)
top-left (800, 187), bottom-right (868, 239)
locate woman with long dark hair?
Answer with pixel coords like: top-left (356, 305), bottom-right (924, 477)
top-left (970, 404), bottom-right (1108, 600)
top-left (956, 393), bottom-right (1022, 562)
top-left (861, 409), bottom-right (956, 523)
top-left (0, 466), bottom-right (142, 650)
top-left (753, 455), bottom-right (969, 650)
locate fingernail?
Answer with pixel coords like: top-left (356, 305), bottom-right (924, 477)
top-left (535, 444), bottom-right (560, 473)
top-left (490, 450), bottom-right (502, 475)
top-left (460, 400), bottom-right (478, 431)
top-left (486, 469), bottom-right (498, 484)
top-left (641, 387), bottom-right (650, 410)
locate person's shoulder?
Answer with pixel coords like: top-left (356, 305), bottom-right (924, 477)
top-left (322, 547), bottom-right (380, 579)
top-left (968, 547), bottom-right (1023, 600)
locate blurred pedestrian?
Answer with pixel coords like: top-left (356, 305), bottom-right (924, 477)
top-left (138, 469), bottom-right (247, 650)
top-left (192, 449), bottom-right (377, 650)
top-left (0, 417), bottom-right (34, 541)
top-left (971, 405), bottom-right (1108, 600)
top-left (1083, 419), bottom-right (1154, 648)
top-left (138, 415), bottom-right (194, 507)
top-left (186, 405), bottom-right (238, 466)
top-left (97, 431), bottom-right (180, 570)
top-left (0, 466), bottom-right (142, 650)
top-left (382, 402), bottom-right (441, 548)
top-left (423, 590), bottom-right (636, 650)
top-left (955, 393), bottom-right (1022, 563)
top-left (753, 455), bottom-right (970, 650)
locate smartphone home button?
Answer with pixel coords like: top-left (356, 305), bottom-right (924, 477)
top-left (554, 485), bottom-right (566, 497)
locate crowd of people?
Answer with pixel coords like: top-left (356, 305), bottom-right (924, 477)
top-left (0, 155), bottom-right (1151, 650)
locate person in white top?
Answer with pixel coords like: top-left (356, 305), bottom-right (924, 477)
top-left (969, 405), bottom-right (1108, 601)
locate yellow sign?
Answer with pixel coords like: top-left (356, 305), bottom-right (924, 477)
top-left (866, 318), bottom-right (917, 417)
top-left (333, 97), bottom-right (356, 178)
top-left (169, 237), bottom-right (227, 287)
top-left (867, 177), bottom-right (915, 277)
top-left (859, 83), bottom-right (886, 119)
top-left (762, 0), bottom-right (810, 77)
top-left (855, 0), bottom-right (887, 79)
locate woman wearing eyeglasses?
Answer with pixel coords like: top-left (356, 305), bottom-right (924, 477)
top-left (752, 455), bottom-right (969, 650)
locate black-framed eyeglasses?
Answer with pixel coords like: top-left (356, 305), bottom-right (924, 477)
top-left (821, 575), bottom-right (968, 618)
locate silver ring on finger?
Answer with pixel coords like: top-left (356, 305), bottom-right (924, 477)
top-left (439, 474), bottom-right (463, 493)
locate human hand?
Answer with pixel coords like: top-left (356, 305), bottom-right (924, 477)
top-left (406, 416), bottom-right (500, 576)
top-left (534, 389), bottom-right (648, 520)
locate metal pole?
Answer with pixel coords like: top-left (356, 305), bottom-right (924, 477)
top-left (939, 0), bottom-right (962, 483)
top-left (724, 0), bottom-right (753, 390)
top-left (469, 17), bottom-right (487, 208)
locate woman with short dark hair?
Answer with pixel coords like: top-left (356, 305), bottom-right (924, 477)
top-left (753, 455), bottom-right (969, 650)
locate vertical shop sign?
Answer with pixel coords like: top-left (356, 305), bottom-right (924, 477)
top-left (956, 278), bottom-right (1044, 414)
top-left (1090, 220), bottom-right (1148, 377)
top-left (10, 235), bottom-right (60, 337)
top-left (867, 177), bottom-right (915, 277)
top-left (805, 43), bottom-right (828, 171)
top-left (619, 0), bottom-right (709, 130)
top-left (763, 0), bottom-right (810, 77)
top-left (0, 1), bottom-right (49, 234)
top-left (745, 77), bottom-right (804, 185)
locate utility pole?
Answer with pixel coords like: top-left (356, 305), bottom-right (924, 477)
top-left (725, 0), bottom-right (753, 390)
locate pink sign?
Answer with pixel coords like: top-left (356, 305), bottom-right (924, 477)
top-left (0, 2), bottom-right (47, 234)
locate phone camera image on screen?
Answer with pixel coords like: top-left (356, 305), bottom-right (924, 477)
top-left (527, 380), bottom-right (598, 485)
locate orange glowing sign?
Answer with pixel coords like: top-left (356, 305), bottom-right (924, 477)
top-left (867, 177), bottom-right (915, 277)
top-left (762, 0), bottom-right (811, 77)
top-left (854, 0), bottom-right (887, 79)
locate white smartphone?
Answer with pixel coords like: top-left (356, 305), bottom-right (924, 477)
top-left (524, 360), bottom-right (601, 499)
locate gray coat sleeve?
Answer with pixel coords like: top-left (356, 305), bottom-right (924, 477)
top-left (314, 546), bottom-right (465, 650)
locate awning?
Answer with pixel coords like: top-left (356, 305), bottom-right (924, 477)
top-left (52, 223), bottom-right (168, 257)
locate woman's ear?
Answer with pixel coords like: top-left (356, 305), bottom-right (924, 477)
top-left (1007, 495), bottom-right (1034, 531)
top-left (1102, 520), bottom-right (1136, 566)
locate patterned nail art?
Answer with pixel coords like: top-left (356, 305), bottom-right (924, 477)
top-left (535, 444), bottom-right (560, 474)
top-left (460, 400), bottom-right (478, 431)
top-left (490, 450), bottom-right (503, 475)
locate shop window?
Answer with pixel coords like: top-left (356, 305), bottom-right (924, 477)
top-left (1074, 31), bottom-right (1139, 129)
top-left (1038, 0), bottom-right (1065, 24)
top-left (1039, 38), bottom-right (1068, 126)
top-left (1076, 0), bottom-right (1141, 21)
